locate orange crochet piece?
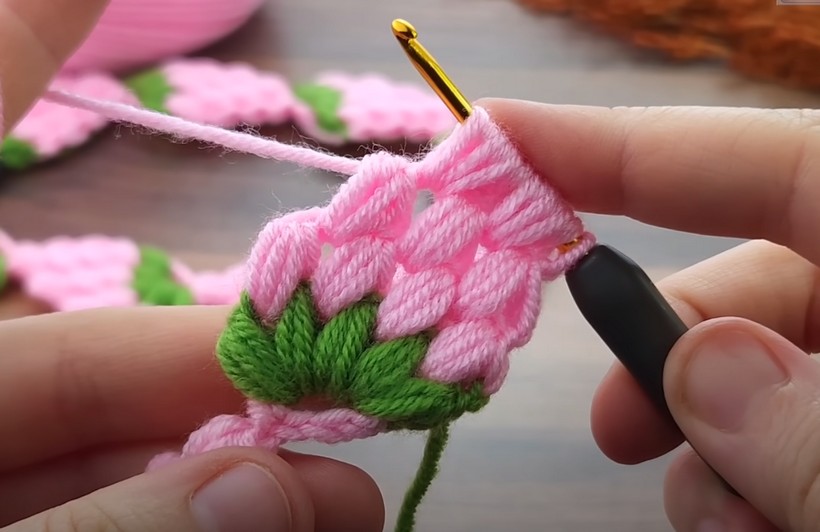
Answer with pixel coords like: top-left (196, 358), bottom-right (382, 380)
top-left (516, 0), bottom-right (820, 91)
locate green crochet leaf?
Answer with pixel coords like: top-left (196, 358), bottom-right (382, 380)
top-left (125, 69), bottom-right (173, 114)
top-left (132, 246), bottom-right (194, 306)
top-left (216, 285), bottom-right (488, 429)
top-left (293, 83), bottom-right (348, 137)
top-left (0, 137), bottom-right (38, 170)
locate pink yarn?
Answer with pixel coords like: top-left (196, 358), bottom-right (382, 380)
top-left (171, 260), bottom-right (245, 305)
top-left (1, 234), bottom-right (141, 311)
top-left (148, 403), bottom-right (384, 469)
top-left (5, 59), bottom-right (456, 170)
top-left (135, 108), bottom-right (594, 460)
top-left (9, 74), bottom-right (136, 158)
top-left (0, 231), bottom-right (242, 311)
top-left (160, 58), bottom-right (312, 131)
top-left (62, 0), bottom-right (265, 74)
top-left (44, 89), bottom-right (362, 176)
top-left (314, 71), bottom-right (457, 143)
top-left (242, 107), bottom-right (594, 397)
top-left (6, 82), bottom-right (594, 461)
top-left (159, 60), bottom-right (457, 145)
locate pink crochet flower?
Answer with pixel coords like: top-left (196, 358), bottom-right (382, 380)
top-left (315, 71), bottom-right (457, 143)
top-left (161, 58), bottom-right (312, 132)
top-left (3, 235), bottom-right (140, 311)
top-left (171, 260), bottom-right (245, 305)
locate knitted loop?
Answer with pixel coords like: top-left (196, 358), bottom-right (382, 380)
top-left (217, 285), bottom-right (488, 430)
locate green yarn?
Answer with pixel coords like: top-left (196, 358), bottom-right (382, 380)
top-left (293, 83), bottom-right (347, 137)
top-left (217, 285), bottom-right (491, 531)
top-left (125, 69), bottom-right (173, 114)
top-left (217, 284), bottom-right (488, 428)
top-left (0, 253), bottom-right (7, 291)
top-left (0, 137), bottom-right (38, 170)
top-left (395, 424), bottom-right (451, 532)
top-left (132, 246), bottom-right (194, 306)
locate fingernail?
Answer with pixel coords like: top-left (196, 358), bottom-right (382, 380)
top-left (682, 328), bottom-right (788, 431)
top-left (192, 463), bottom-right (292, 532)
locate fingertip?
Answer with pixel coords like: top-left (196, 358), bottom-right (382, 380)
top-left (476, 98), bottom-right (625, 213)
top-left (281, 450), bottom-right (385, 532)
top-left (664, 449), bottom-right (778, 532)
top-left (591, 362), bottom-right (683, 464)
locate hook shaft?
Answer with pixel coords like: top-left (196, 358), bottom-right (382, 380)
top-left (392, 19), bottom-right (472, 123)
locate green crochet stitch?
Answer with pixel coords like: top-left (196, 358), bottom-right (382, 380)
top-left (216, 283), bottom-right (489, 532)
top-left (132, 246), bottom-right (194, 305)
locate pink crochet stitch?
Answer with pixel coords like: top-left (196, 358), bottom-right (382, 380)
top-left (1, 71), bottom-right (596, 531)
top-left (2, 58), bottom-right (456, 170)
top-left (171, 260), bottom-right (245, 305)
top-left (156, 59), bottom-right (457, 144)
top-left (159, 58), bottom-right (315, 131)
top-left (144, 106), bottom-right (594, 467)
top-left (0, 231), bottom-right (242, 311)
top-left (6, 74), bottom-right (135, 159)
top-left (313, 71), bottom-right (457, 142)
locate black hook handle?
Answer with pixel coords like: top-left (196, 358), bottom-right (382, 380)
top-left (565, 244), bottom-right (740, 497)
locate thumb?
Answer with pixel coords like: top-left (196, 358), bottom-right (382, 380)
top-left (3, 448), bottom-right (318, 532)
top-left (664, 317), bottom-right (820, 531)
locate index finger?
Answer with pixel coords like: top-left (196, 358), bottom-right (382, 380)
top-left (0, 305), bottom-right (243, 471)
top-left (0, 0), bottom-right (109, 134)
top-left (479, 99), bottom-right (820, 265)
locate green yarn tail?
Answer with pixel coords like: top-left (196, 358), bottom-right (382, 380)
top-left (0, 253), bottom-right (7, 292)
top-left (394, 424), bottom-right (451, 532)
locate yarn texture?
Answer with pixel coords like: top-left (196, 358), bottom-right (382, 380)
top-left (138, 106), bottom-right (594, 529)
top-left (1, 58), bottom-right (456, 171)
top-left (0, 66), bottom-right (594, 529)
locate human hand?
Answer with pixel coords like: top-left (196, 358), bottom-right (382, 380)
top-left (0, 2), bottom-right (383, 530)
top-left (481, 98), bottom-right (820, 531)
top-left (0, 306), bottom-right (384, 531)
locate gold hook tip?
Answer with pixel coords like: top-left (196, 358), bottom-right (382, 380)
top-left (391, 18), bottom-right (472, 123)
top-left (391, 19), bottom-right (417, 41)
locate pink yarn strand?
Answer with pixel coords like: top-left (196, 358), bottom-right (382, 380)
top-left (43, 89), bottom-right (362, 176)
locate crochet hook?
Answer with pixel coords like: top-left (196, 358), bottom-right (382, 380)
top-left (564, 246), bottom-right (740, 498)
top-left (391, 18), bottom-right (740, 497)
top-left (391, 18), bottom-right (679, 411)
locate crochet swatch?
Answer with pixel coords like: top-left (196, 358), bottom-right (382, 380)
top-left (142, 107), bottom-right (594, 530)
top-left (1, 73), bottom-right (595, 529)
top-left (0, 232), bottom-right (243, 311)
top-left (1, 58), bottom-right (456, 171)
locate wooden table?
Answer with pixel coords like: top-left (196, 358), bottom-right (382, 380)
top-left (3, 1), bottom-right (820, 530)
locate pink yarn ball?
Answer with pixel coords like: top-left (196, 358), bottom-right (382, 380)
top-left (62, 0), bottom-right (266, 74)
